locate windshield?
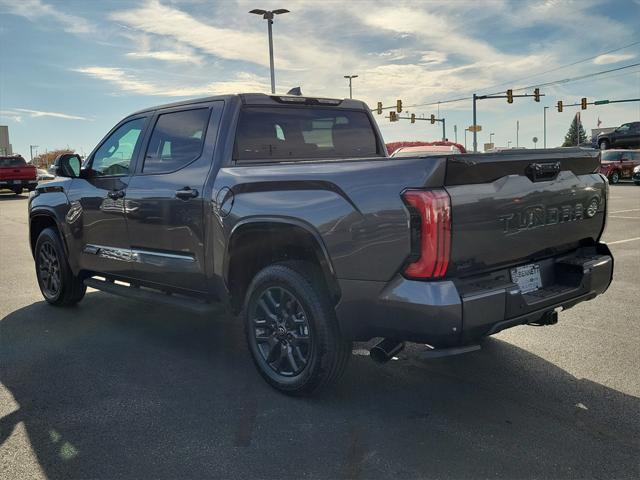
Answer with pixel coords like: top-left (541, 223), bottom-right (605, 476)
top-left (234, 107), bottom-right (381, 162)
top-left (601, 151), bottom-right (623, 161)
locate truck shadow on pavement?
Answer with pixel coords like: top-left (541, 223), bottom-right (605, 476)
top-left (1, 292), bottom-right (638, 479)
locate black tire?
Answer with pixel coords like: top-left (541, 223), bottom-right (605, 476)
top-left (609, 171), bottom-right (620, 184)
top-left (35, 227), bottom-right (86, 306)
top-left (13, 187), bottom-right (22, 195)
top-left (634, 181), bottom-right (640, 186)
top-left (599, 139), bottom-right (610, 150)
top-left (243, 261), bottom-right (351, 396)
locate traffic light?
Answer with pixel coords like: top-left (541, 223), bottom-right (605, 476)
top-left (557, 101), bottom-right (563, 113)
top-left (376, 102), bottom-right (382, 115)
top-left (581, 97), bottom-right (587, 110)
top-left (389, 111), bottom-right (397, 122)
top-left (430, 114), bottom-right (435, 124)
top-left (507, 89), bottom-right (513, 104)
top-left (533, 88), bottom-right (540, 102)
top-left (396, 99), bottom-right (402, 113)
top-left (410, 113), bottom-right (416, 124)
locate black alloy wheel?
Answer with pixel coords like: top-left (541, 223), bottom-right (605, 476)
top-left (251, 286), bottom-right (312, 377)
top-left (38, 240), bottom-right (62, 299)
top-left (34, 227), bottom-right (86, 306)
top-left (243, 262), bottom-right (351, 395)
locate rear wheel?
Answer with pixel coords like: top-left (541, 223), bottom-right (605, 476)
top-left (609, 171), bottom-right (620, 184)
top-left (35, 227), bottom-right (86, 306)
top-left (13, 187), bottom-right (22, 195)
top-left (599, 139), bottom-right (610, 150)
top-left (243, 262), bottom-right (351, 396)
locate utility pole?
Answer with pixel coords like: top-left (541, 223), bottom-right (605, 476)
top-left (464, 128), bottom-right (468, 151)
top-left (516, 120), bottom-right (519, 148)
top-left (489, 132), bottom-right (495, 145)
top-left (441, 117), bottom-right (446, 141)
top-left (472, 94), bottom-right (478, 153)
top-left (344, 75), bottom-right (358, 99)
top-left (454, 125), bottom-right (458, 143)
top-left (249, 8), bottom-right (290, 94)
top-left (543, 106), bottom-right (549, 148)
top-left (30, 145), bottom-right (38, 162)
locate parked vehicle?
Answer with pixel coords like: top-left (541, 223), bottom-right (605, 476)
top-left (28, 94), bottom-right (613, 395)
top-left (391, 144), bottom-right (462, 157)
top-left (597, 122), bottom-right (640, 150)
top-left (0, 155), bottom-right (37, 194)
top-left (599, 149), bottom-right (640, 184)
top-left (633, 165), bottom-right (640, 185)
top-left (37, 168), bottom-right (55, 182)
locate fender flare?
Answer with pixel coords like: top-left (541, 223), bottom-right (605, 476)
top-left (224, 215), bottom-right (339, 299)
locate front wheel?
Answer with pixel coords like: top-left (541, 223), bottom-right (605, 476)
top-left (243, 262), bottom-right (351, 396)
top-left (35, 227), bottom-right (86, 306)
top-left (609, 171), bottom-right (620, 184)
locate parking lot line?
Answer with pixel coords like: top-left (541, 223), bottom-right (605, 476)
top-left (609, 215), bottom-right (640, 219)
top-left (609, 208), bottom-right (640, 214)
top-left (607, 236), bottom-right (640, 245)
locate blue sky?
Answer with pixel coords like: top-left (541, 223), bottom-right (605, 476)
top-left (1, 0), bottom-right (639, 157)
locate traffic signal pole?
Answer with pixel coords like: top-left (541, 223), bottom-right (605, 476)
top-left (472, 89), bottom-right (544, 152)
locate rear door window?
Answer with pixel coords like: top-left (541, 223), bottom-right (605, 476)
top-left (143, 108), bottom-right (211, 174)
top-left (234, 107), bottom-right (381, 162)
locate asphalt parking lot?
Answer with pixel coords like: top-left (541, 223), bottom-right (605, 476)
top-left (1, 183), bottom-right (638, 480)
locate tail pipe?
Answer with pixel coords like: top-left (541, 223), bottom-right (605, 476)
top-left (370, 339), bottom-right (405, 363)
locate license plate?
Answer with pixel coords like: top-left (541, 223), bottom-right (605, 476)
top-left (511, 264), bottom-right (542, 294)
top-left (12, 180), bottom-right (22, 185)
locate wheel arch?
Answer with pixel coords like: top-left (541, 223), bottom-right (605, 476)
top-left (29, 208), bottom-right (66, 258)
top-left (224, 217), bottom-right (340, 314)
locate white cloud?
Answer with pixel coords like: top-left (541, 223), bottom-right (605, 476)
top-left (13, 108), bottom-right (90, 120)
top-left (593, 53), bottom-right (636, 65)
top-left (74, 66), bottom-right (269, 96)
top-left (125, 50), bottom-right (203, 65)
top-left (0, 0), bottom-right (92, 34)
top-left (0, 110), bottom-right (23, 123)
top-left (109, 0), bottom-right (354, 71)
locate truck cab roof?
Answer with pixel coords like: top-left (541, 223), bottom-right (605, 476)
top-left (132, 93), bottom-right (368, 116)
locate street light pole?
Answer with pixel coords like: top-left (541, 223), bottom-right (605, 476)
top-left (516, 120), bottom-right (520, 148)
top-left (344, 75), bottom-right (358, 99)
top-left (543, 106), bottom-right (549, 148)
top-left (30, 145), bottom-right (38, 162)
top-left (454, 125), bottom-right (458, 143)
top-left (489, 132), bottom-right (495, 145)
top-left (250, 8), bottom-right (290, 94)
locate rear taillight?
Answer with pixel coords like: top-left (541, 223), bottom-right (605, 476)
top-left (401, 189), bottom-right (451, 279)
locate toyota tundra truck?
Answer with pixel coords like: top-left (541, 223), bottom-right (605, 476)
top-left (28, 94), bottom-right (613, 395)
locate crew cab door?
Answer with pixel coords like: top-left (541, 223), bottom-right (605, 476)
top-left (67, 116), bottom-right (148, 277)
top-left (124, 102), bottom-right (222, 293)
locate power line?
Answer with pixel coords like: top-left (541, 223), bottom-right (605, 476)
top-left (480, 40), bottom-right (640, 93)
top-left (403, 62), bottom-right (640, 109)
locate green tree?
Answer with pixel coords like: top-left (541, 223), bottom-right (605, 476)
top-left (562, 115), bottom-right (588, 147)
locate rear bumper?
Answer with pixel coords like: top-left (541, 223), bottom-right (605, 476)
top-left (0, 179), bottom-right (37, 190)
top-left (335, 244), bottom-right (613, 346)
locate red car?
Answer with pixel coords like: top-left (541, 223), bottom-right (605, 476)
top-left (0, 155), bottom-right (38, 194)
top-left (599, 149), bottom-right (640, 184)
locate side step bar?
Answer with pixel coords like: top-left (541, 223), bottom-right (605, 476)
top-left (84, 277), bottom-right (222, 315)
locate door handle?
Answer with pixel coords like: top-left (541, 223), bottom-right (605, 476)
top-left (175, 187), bottom-right (199, 200)
top-left (108, 190), bottom-right (125, 199)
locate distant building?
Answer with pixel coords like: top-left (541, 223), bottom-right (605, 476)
top-left (0, 126), bottom-right (12, 155)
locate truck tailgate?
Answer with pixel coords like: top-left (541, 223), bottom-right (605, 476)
top-left (444, 149), bottom-right (605, 277)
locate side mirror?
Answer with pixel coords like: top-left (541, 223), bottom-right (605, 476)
top-left (55, 153), bottom-right (82, 178)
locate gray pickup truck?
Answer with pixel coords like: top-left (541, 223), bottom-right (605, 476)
top-left (28, 93), bottom-right (613, 395)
